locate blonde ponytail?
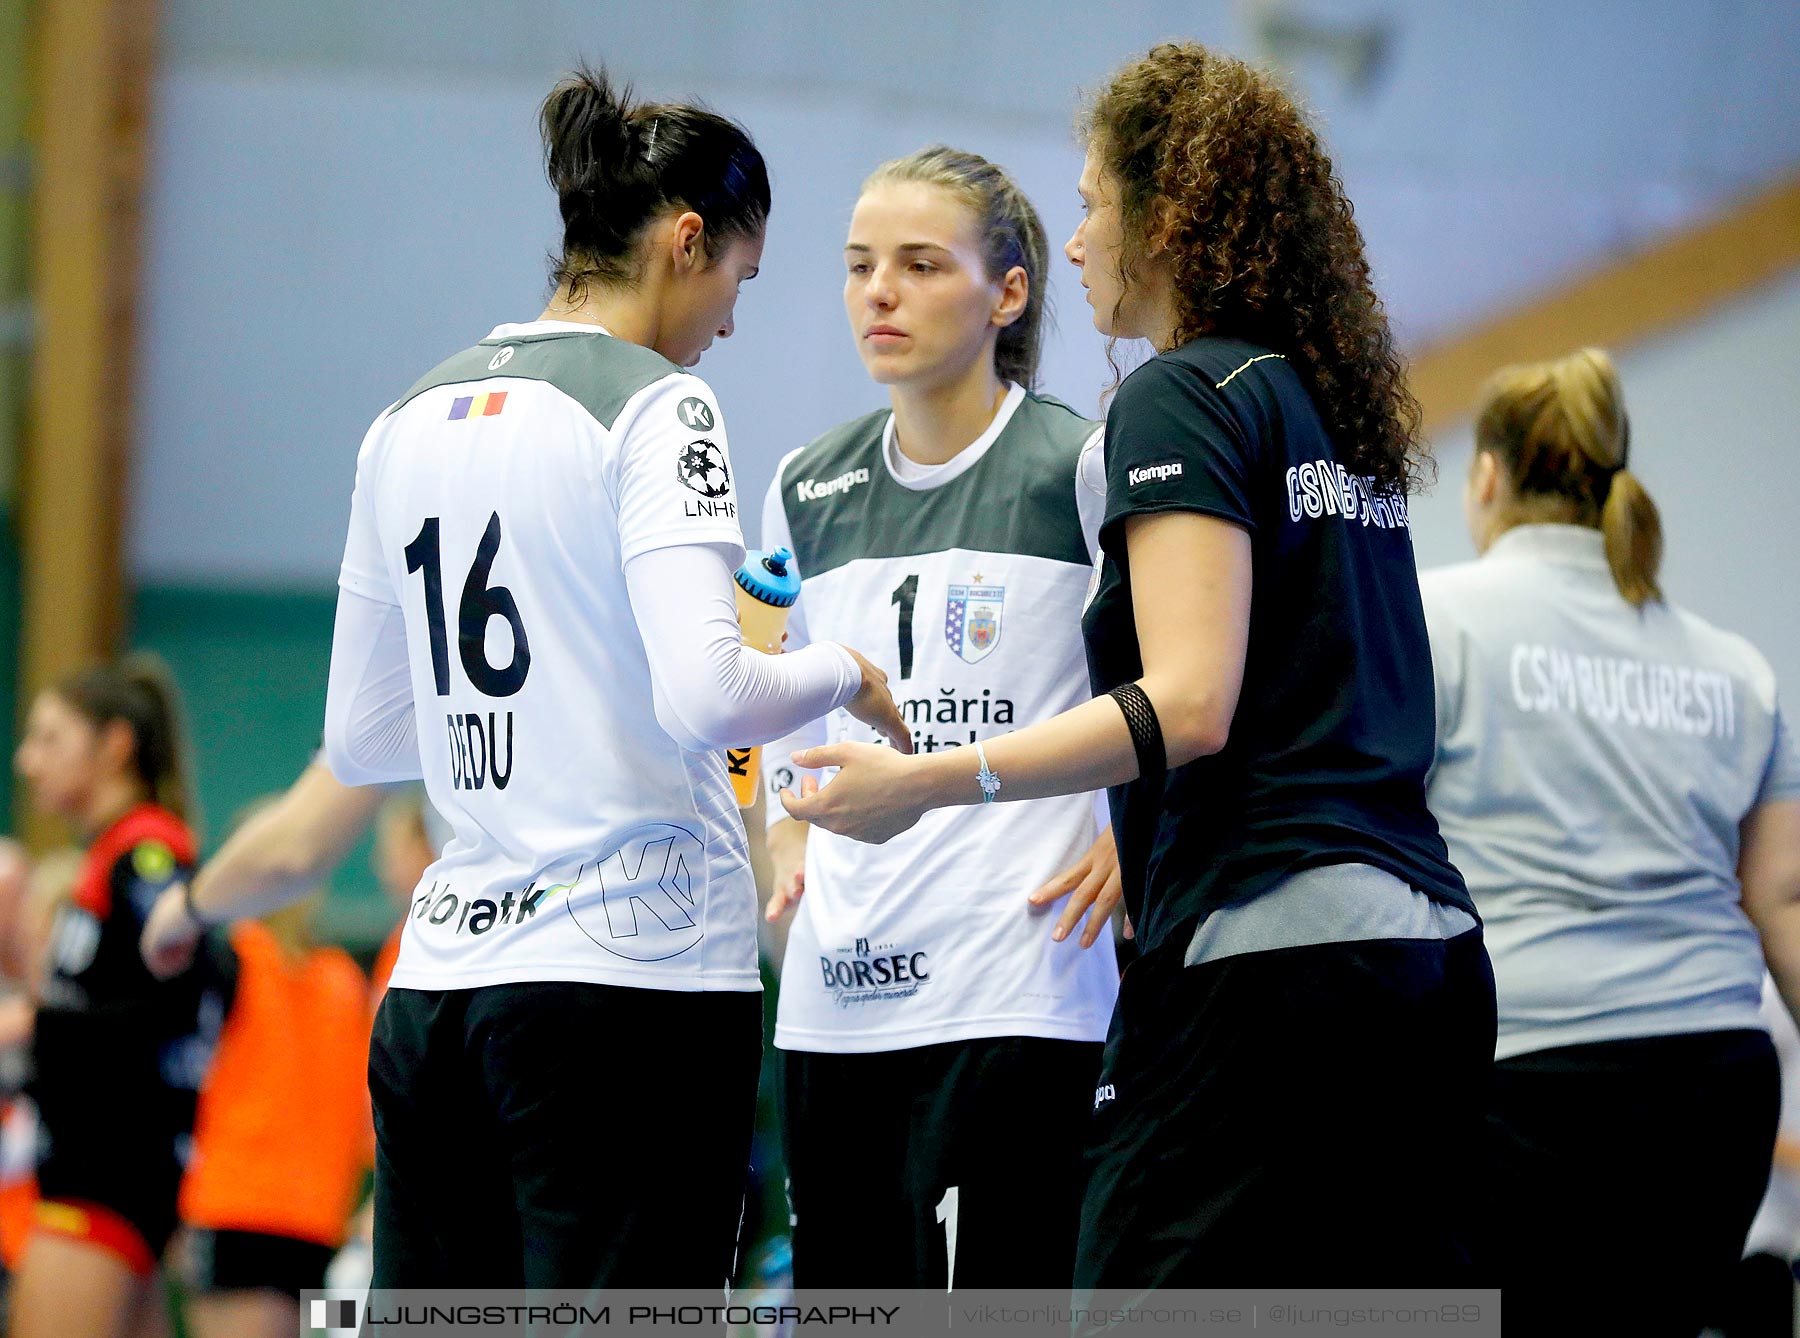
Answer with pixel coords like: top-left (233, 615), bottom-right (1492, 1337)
top-left (1600, 468), bottom-right (1663, 607)
top-left (1474, 345), bottom-right (1662, 606)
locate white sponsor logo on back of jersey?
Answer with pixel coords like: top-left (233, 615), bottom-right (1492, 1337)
top-left (795, 468), bottom-right (870, 502)
top-left (1128, 462), bottom-right (1183, 486)
top-left (1508, 642), bottom-right (1738, 739)
top-left (487, 346), bottom-right (515, 371)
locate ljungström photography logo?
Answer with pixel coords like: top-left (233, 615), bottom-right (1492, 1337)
top-left (311, 1297), bottom-right (359, 1332)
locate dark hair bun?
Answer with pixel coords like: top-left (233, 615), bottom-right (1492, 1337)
top-left (540, 64), bottom-right (770, 297)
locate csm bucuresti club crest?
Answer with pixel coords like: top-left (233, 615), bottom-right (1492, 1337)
top-left (944, 582), bottom-right (1004, 664)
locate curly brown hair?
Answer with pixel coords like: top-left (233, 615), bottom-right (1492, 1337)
top-left (1084, 43), bottom-right (1426, 495)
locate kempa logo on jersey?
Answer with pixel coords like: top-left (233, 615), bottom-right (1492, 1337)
top-left (820, 935), bottom-right (930, 1007)
top-left (409, 826), bottom-right (706, 961)
top-left (566, 825), bottom-right (707, 963)
top-left (1128, 462), bottom-right (1183, 486)
top-left (676, 395), bottom-right (715, 431)
top-left (794, 467), bottom-right (870, 502)
top-left (1094, 1082), bottom-right (1117, 1111)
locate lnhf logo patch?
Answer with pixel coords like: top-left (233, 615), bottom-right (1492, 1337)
top-left (677, 439), bottom-right (731, 498)
top-left (944, 583), bottom-right (1005, 665)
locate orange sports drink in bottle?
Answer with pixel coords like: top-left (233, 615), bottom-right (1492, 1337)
top-left (727, 547), bottom-right (802, 807)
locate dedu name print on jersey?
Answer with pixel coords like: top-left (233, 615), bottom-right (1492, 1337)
top-left (944, 583), bottom-right (1005, 665)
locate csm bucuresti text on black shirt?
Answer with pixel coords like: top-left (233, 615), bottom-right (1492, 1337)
top-left (1081, 337), bottom-right (1473, 954)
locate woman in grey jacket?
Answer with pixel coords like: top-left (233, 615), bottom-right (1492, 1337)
top-left (1422, 346), bottom-right (1800, 1337)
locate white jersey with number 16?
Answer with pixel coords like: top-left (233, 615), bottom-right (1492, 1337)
top-left (336, 321), bottom-right (760, 994)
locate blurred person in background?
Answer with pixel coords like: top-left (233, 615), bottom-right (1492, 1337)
top-left (785, 42), bottom-right (1492, 1288)
top-left (325, 787), bottom-right (442, 1293)
top-left (1720, 976), bottom-right (1800, 1338)
top-left (141, 760), bottom-right (387, 981)
top-left (368, 789), bottom-right (437, 1001)
top-left (762, 144), bottom-right (1119, 1288)
top-left (0, 845), bottom-right (30, 989)
top-left (1421, 347), bottom-right (1800, 1336)
top-left (0, 841), bottom-right (35, 1083)
top-left (176, 887), bottom-right (367, 1338)
top-left (8, 657), bottom-right (216, 1338)
top-left (141, 773), bottom-right (443, 1301)
top-left (0, 849), bottom-right (82, 1286)
top-left (319, 65), bottom-right (904, 1291)
top-left (0, 842), bottom-right (52, 1296)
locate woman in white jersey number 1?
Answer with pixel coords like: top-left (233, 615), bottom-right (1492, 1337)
top-left (319, 67), bottom-right (906, 1291)
top-left (763, 147), bottom-right (1121, 1288)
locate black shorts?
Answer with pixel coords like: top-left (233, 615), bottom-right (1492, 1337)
top-left (1076, 929), bottom-right (1496, 1290)
top-left (36, 1125), bottom-right (184, 1261)
top-left (782, 1035), bottom-right (1103, 1288)
top-left (186, 1227), bottom-right (336, 1299)
top-left (1480, 1028), bottom-right (1778, 1337)
top-left (369, 981), bottom-right (762, 1290)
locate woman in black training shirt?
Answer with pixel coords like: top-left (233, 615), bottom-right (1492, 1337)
top-left (11, 656), bottom-right (213, 1338)
top-left (783, 42), bottom-right (1495, 1286)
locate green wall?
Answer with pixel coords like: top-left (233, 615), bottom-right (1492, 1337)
top-left (128, 585), bottom-right (394, 951)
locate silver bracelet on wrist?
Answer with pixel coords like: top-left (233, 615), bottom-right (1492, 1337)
top-left (974, 739), bottom-right (1001, 804)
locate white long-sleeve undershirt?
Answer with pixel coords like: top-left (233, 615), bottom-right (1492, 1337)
top-left (624, 542), bottom-right (859, 753)
top-left (323, 592), bottom-right (422, 786)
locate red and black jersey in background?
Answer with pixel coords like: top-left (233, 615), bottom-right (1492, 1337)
top-left (31, 804), bottom-right (226, 1176)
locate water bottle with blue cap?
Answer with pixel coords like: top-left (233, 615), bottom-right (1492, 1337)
top-left (726, 546), bottom-right (802, 807)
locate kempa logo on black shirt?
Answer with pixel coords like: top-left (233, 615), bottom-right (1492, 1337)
top-left (795, 467), bottom-right (871, 502)
top-left (1127, 462), bottom-right (1183, 486)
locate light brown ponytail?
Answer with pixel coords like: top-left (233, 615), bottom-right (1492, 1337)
top-left (1474, 346), bottom-right (1662, 606)
top-left (1599, 467), bottom-right (1663, 607)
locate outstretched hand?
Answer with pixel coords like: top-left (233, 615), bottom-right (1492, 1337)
top-left (141, 883), bottom-right (205, 980)
top-left (780, 742), bottom-right (926, 845)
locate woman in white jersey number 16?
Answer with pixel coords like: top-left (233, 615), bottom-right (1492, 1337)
top-left (320, 67), bottom-right (907, 1292)
top-left (762, 147), bottom-right (1121, 1288)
